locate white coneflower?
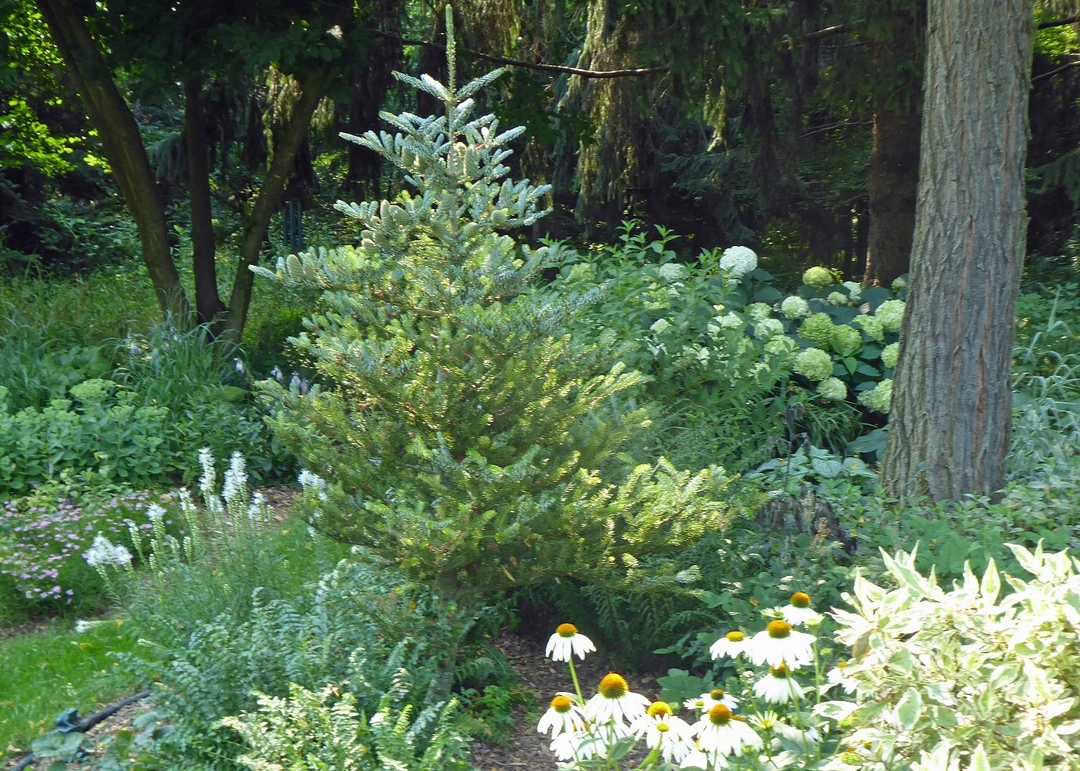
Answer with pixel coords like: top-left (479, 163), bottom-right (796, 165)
top-left (632, 702), bottom-right (695, 764)
top-left (747, 620), bottom-right (815, 668)
top-left (680, 744), bottom-right (723, 769)
top-left (698, 688), bottom-right (739, 711)
top-left (753, 663), bottom-right (805, 704)
top-left (584, 673), bottom-right (650, 725)
top-left (781, 592), bottom-right (822, 626)
top-left (709, 630), bottom-right (748, 660)
top-left (827, 662), bottom-right (858, 695)
top-left (545, 623), bottom-right (597, 662)
top-left (693, 705), bottom-right (763, 758)
top-left (550, 728), bottom-right (605, 761)
top-left (537, 694), bottom-right (583, 738)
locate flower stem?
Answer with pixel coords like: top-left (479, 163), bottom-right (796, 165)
top-left (568, 655), bottom-right (585, 706)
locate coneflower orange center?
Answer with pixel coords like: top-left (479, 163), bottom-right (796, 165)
top-left (647, 701), bottom-right (673, 718)
top-left (725, 630), bottom-right (745, 642)
top-left (767, 619), bottom-right (793, 638)
top-left (708, 704), bottom-right (732, 725)
top-left (770, 663), bottom-right (792, 678)
top-left (551, 695), bottom-right (573, 712)
top-left (598, 673), bottom-right (629, 699)
top-left (556, 623), bottom-right (578, 637)
top-left (709, 689), bottom-right (725, 700)
top-left (791, 592), bottom-right (811, 608)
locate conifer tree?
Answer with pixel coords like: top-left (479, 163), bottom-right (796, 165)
top-left (255, 6), bottom-right (726, 621)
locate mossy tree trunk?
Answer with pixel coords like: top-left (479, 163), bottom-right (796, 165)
top-left (882, 0), bottom-right (1034, 501)
top-left (221, 70), bottom-right (325, 343)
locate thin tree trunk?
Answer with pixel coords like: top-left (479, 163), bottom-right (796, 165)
top-left (882, 0), bottom-right (1034, 501)
top-left (864, 6), bottom-right (923, 287)
top-left (185, 80), bottom-right (225, 325)
top-left (864, 106), bottom-right (921, 285)
top-left (221, 71), bottom-right (325, 342)
top-left (36, 0), bottom-right (189, 321)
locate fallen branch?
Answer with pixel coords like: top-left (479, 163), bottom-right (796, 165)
top-left (369, 30), bottom-right (667, 79)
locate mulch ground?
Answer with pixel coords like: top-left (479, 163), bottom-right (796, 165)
top-left (469, 632), bottom-right (664, 771)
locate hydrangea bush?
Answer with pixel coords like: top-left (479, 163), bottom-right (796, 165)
top-left (555, 226), bottom-right (908, 465)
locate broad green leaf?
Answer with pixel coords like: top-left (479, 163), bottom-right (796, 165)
top-left (894, 688), bottom-right (923, 730)
top-left (969, 744), bottom-right (990, 771)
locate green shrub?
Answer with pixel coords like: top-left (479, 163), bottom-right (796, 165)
top-left (258, 14), bottom-right (726, 650)
top-left (822, 545), bottom-right (1080, 769)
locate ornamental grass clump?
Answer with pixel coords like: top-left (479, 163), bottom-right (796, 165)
top-left (256, 6), bottom-right (727, 644)
top-left (817, 544), bottom-right (1080, 769)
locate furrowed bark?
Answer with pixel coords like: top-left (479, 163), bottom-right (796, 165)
top-left (185, 80), bottom-right (226, 325)
top-left (882, 0), bottom-right (1034, 501)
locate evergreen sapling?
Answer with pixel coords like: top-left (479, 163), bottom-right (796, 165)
top-left (254, 5), bottom-right (727, 624)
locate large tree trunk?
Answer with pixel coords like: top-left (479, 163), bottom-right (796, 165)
top-left (882, 0), bottom-right (1034, 501)
top-left (864, 106), bottom-right (921, 285)
top-left (185, 80), bottom-right (226, 325)
top-left (221, 71), bottom-right (325, 343)
top-left (36, 0), bottom-right (189, 320)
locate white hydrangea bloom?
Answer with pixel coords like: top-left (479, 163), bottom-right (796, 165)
top-left (793, 348), bottom-right (834, 382)
top-left (881, 342), bottom-right (900, 369)
top-left (857, 378), bottom-right (893, 414)
top-left (764, 335), bottom-right (798, 356)
top-left (854, 314), bottom-right (885, 342)
top-left (754, 318), bottom-right (785, 341)
top-left (875, 299), bottom-right (906, 333)
top-left (817, 377), bottom-right (847, 401)
top-left (891, 275), bottom-right (908, 291)
top-left (802, 266), bottom-right (833, 289)
top-left (717, 313), bottom-right (744, 329)
top-left (827, 291), bottom-right (849, 306)
top-left (719, 246), bottom-right (757, 278)
top-left (658, 263), bottom-right (688, 281)
top-left (781, 296), bottom-right (810, 319)
top-left (746, 303), bottom-right (773, 322)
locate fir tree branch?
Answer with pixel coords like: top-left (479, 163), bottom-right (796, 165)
top-left (802, 13), bottom-right (1077, 42)
top-left (368, 29), bottom-right (668, 79)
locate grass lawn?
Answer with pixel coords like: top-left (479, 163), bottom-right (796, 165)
top-left (0, 618), bottom-right (141, 763)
